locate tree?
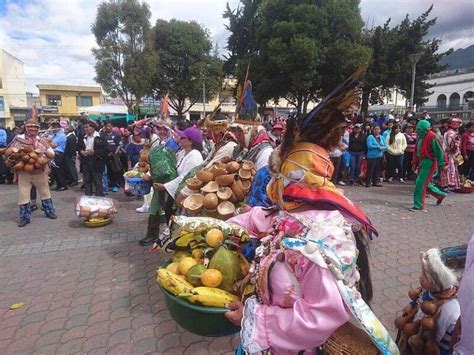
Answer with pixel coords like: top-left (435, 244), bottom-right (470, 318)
top-left (360, 6), bottom-right (452, 113)
top-left (92, 0), bottom-right (157, 115)
top-left (152, 20), bottom-right (223, 118)
top-left (390, 6), bottom-right (451, 108)
top-left (224, 0), bottom-right (370, 114)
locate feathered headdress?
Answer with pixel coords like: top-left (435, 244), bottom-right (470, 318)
top-left (202, 105), bottom-right (230, 133)
top-left (278, 65), bottom-right (366, 160)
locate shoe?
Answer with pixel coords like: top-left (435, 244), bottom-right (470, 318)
top-left (139, 235), bottom-right (156, 246)
top-left (68, 181), bottom-right (79, 187)
top-left (136, 205), bottom-right (149, 213)
top-left (387, 177), bottom-right (393, 182)
top-left (399, 178), bottom-right (405, 183)
top-left (111, 186), bottom-right (119, 193)
top-left (365, 183), bottom-right (370, 188)
top-left (373, 183), bottom-right (383, 187)
top-left (55, 186), bottom-right (68, 191)
top-left (18, 219), bottom-right (30, 227)
top-left (436, 196), bottom-right (445, 205)
top-left (337, 181), bottom-right (346, 186)
top-left (46, 212), bottom-right (57, 219)
top-left (30, 204), bottom-right (38, 212)
top-left (409, 207), bottom-right (428, 212)
top-left (349, 181), bottom-right (354, 186)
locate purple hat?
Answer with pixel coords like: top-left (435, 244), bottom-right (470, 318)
top-left (176, 127), bottom-right (203, 144)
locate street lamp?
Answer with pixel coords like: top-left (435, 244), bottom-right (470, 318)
top-left (408, 53), bottom-right (423, 111)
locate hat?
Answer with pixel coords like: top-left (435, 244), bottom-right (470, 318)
top-left (272, 123), bottom-right (283, 131)
top-left (176, 127), bottom-right (203, 144)
top-left (354, 123), bottom-right (362, 128)
top-left (421, 248), bottom-right (458, 293)
top-left (24, 119), bottom-right (40, 127)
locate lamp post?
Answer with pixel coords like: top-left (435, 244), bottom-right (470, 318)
top-left (408, 53), bottom-right (423, 111)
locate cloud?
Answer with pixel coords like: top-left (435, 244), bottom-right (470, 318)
top-left (0, 0), bottom-right (472, 95)
top-left (360, 0), bottom-right (474, 51)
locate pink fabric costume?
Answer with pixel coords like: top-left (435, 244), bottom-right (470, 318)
top-left (440, 128), bottom-right (461, 189)
top-left (228, 208), bottom-right (350, 354)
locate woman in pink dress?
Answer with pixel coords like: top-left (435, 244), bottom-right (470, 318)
top-left (440, 118), bottom-right (462, 190)
top-left (225, 68), bottom-right (398, 354)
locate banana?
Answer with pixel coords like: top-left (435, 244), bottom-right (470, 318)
top-left (157, 268), bottom-right (194, 296)
top-left (179, 286), bottom-right (239, 308)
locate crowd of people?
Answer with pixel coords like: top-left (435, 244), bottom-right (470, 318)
top-left (0, 75), bottom-right (473, 353)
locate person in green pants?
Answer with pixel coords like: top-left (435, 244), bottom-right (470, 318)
top-left (410, 120), bottom-right (447, 211)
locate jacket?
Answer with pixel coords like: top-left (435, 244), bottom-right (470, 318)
top-left (366, 134), bottom-right (387, 159)
top-left (386, 132), bottom-right (407, 156)
top-left (348, 132), bottom-right (366, 153)
top-left (78, 133), bottom-right (108, 171)
top-left (65, 132), bottom-right (78, 157)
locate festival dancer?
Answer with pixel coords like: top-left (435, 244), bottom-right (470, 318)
top-left (410, 120), bottom-right (447, 212)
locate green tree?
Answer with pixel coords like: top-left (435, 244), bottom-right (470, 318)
top-left (225, 0), bottom-right (370, 114)
top-left (152, 20), bottom-right (223, 118)
top-left (360, 6), bottom-right (452, 113)
top-left (92, 0), bottom-right (157, 114)
top-left (391, 6), bottom-right (451, 108)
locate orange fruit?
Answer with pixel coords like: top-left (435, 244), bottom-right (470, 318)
top-left (200, 269), bottom-right (223, 288)
top-left (205, 229), bottom-right (224, 247)
top-left (178, 257), bottom-right (198, 275)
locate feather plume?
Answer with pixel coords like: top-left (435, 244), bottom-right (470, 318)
top-left (297, 65), bottom-right (367, 135)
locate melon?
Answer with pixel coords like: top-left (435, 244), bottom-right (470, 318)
top-left (186, 264), bottom-right (207, 286)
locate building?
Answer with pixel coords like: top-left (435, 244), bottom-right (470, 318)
top-left (0, 49), bottom-right (28, 128)
top-left (36, 84), bottom-right (103, 121)
top-left (423, 67), bottom-right (474, 120)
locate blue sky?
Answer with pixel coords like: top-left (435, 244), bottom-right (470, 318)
top-left (0, 0), bottom-right (472, 93)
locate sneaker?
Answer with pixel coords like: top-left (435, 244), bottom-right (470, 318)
top-left (136, 205), bottom-right (149, 213)
top-left (409, 207), bottom-right (428, 212)
top-left (399, 178), bottom-right (405, 183)
top-left (111, 186), bottom-right (119, 193)
top-left (387, 177), bottom-right (393, 182)
top-left (337, 181), bottom-right (346, 186)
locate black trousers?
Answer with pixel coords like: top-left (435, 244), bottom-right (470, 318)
top-left (65, 155), bottom-right (78, 185)
top-left (463, 150), bottom-right (474, 178)
top-left (146, 191), bottom-right (175, 239)
top-left (366, 157), bottom-right (382, 185)
top-left (106, 158), bottom-right (120, 187)
top-left (52, 153), bottom-right (67, 188)
top-left (330, 156), bottom-right (342, 184)
top-left (403, 151), bottom-right (415, 179)
top-left (83, 161), bottom-right (104, 196)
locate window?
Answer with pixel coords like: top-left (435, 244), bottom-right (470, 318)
top-left (0, 96), bottom-right (4, 112)
top-left (436, 94), bottom-right (446, 110)
top-left (195, 95), bottom-right (210, 104)
top-left (47, 95), bottom-right (62, 106)
top-left (76, 96), bottom-right (93, 107)
top-left (449, 93), bottom-right (460, 109)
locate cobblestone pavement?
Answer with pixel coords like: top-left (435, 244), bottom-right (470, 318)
top-left (0, 182), bottom-right (472, 354)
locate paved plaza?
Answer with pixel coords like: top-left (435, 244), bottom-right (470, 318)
top-left (0, 182), bottom-right (472, 354)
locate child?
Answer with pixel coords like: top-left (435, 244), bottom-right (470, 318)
top-left (398, 248), bottom-right (460, 355)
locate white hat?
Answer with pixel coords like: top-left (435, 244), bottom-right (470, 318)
top-left (421, 248), bottom-right (458, 293)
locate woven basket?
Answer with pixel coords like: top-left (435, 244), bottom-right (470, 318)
top-left (323, 322), bottom-right (380, 355)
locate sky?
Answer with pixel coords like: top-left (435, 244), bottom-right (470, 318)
top-left (0, 0), bottom-right (473, 94)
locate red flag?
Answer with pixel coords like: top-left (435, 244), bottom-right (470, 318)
top-left (161, 94), bottom-right (169, 119)
top-left (31, 104), bottom-right (37, 121)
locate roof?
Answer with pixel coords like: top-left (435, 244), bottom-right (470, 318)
top-left (36, 84), bottom-right (102, 93)
top-left (81, 104), bottom-right (128, 114)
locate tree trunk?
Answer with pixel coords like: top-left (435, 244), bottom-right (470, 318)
top-left (360, 89), bottom-right (370, 117)
top-left (296, 96), bottom-right (303, 115)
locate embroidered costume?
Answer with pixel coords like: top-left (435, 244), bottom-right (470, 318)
top-left (228, 67), bottom-right (398, 354)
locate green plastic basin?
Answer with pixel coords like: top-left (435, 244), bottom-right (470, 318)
top-left (158, 262), bottom-right (241, 337)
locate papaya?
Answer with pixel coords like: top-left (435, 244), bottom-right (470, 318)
top-left (208, 246), bottom-right (240, 293)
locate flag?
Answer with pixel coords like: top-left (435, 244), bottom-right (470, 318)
top-left (31, 104), bottom-right (37, 121)
top-left (161, 94), bottom-right (169, 119)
